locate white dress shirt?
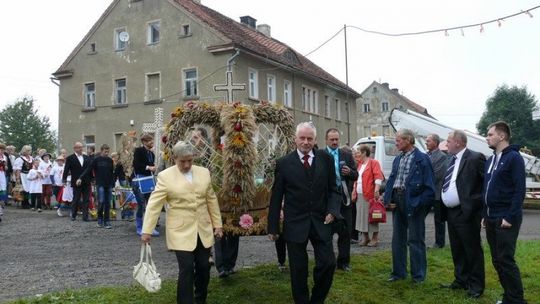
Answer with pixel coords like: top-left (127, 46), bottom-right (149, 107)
top-left (184, 170), bottom-right (193, 183)
top-left (356, 163), bottom-right (368, 194)
top-left (441, 148), bottom-right (466, 208)
top-left (296, 149), bottom-right (314, 166)
top-left (76, 153), bottom-right (84, 166)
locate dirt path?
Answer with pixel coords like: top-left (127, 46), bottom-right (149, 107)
top-left (1, 207), bottom-right (539, 303)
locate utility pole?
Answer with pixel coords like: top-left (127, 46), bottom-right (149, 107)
top-left (344, 24), bottom-right (351, 144)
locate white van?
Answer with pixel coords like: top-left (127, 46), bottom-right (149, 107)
top-left (352, 136), bottom-right (399, 179)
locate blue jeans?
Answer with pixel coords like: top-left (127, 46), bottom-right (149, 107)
top-left (132, 181), bottom-right (150, 219)
top-left (391, 190), bottom-right (427, 281)
top-left (97, 186), bottom-right (112, 222)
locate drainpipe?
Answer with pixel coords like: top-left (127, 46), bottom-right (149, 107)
top-left (226, 49), bottom-right (241, 72)
top-left (50, 77), bottom-right (60, 86)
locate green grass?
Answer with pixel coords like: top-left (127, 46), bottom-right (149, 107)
top-left (9, 240), bottom-right (540, 304)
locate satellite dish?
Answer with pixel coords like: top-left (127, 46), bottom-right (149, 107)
top-left (119, 31), bottom-right (130, 42)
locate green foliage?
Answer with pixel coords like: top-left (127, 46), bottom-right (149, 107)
top-left (9, 240), bottom-right (540, 304)
top-left (0, 97), bottom-right (56, 153)
top-left (477, 85), bottom-right (540, 154)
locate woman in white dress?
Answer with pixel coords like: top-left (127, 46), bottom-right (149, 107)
top-left (13, 145), bottom-right (33, 209)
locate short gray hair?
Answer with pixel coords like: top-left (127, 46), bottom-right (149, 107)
top-left (295, 122), bottom-right (317, 138)
top-left (20, 145), bottom-right (32, 155)
top-left (427, 134), bottom-right (440, 145)
top-left (449, 130), bottom-right (468, 145)
top-left (172, 141), bottom-right (195, 158)
top-left (396, 129), bottom-right (415, 145)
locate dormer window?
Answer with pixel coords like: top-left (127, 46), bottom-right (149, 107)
top-left (147, 21), bottom-right (160, 45)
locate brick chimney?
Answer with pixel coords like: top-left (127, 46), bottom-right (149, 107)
top-left (240, 16), bottom-right (257, 29)
top-left (391, 88), bottom-right (399, 93)
top-left (257, 24), bottom-right (271, 37)
top-left (381, 82), bottom-right (389, 89)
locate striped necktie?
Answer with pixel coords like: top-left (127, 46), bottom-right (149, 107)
top-left (442, 155), bottom-right (457, 192)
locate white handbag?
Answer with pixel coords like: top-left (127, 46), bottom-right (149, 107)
top-left (133, 243), bottom-right (162, 293)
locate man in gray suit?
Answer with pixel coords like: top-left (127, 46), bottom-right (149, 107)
top-left (426, 134), bottom-right (447, 248)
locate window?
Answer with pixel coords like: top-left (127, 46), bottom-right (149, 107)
top-left (114, 78), bottom-right (127, 105)
top-left (344, 101), bottom-right (349, 122)
top-left (324, 95), bottom-right (331, 117)
top-left (283, 80), bottom-right (292, 107)
top-left (363, 103), bottom-right (371, 113)
top-left (147, 21), bottom-right (160, 45)
top-left (382, 100), bottom-right (389, 112)
top-left (382, 125), bottom-right (390, 136)
top-left (184, 69), bottom-right (198, 97)
top-left (267, 75), bottom-right (276, 103)
top-left (84, 135), bottom-right (95, 151)
top-left (335, 98), bottom-right (341, 120)
top-left (182, 24), bottom-right (191, 36)
top-left (302, 86), bottom-right (318, 114)
top-left (115, 28), bottom-right (127, 51)
top-left (248, 69), bottom-right (258, 99)
top-left (145, 73), bottom-right (161, 102)
top-left (89, 43), bottom-right (96, 53)
top-left (84, 83), bottom-right (96, 108)
top-left (372, 87), bottom-right (378, 93)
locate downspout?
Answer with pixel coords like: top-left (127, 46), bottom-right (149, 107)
top-left (227, 48), bottom-right (241, 72)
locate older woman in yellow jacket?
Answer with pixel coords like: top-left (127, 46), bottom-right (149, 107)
top-left (141, 141), bottom-right (223, 304)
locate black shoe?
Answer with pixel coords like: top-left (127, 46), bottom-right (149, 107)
top-left (227, 268), bottom-right (237, 275)
top-left (337, 264), bottom-right (352, 272)
top-left (467, 291), bottom-right (482, 299)
top-left (218, 270), bottom-right (229, 278)
top-left (440, 282), bottom-right (467, 290)
top-left (387, 276), bottom-right (403, 282)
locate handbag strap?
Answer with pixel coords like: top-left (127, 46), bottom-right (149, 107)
top-left (139, 244), bottom-right (146, 264)
top-left (145, 243), bottom-right (158, 269)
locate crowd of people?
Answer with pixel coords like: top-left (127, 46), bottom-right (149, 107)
top-left (0, 119), bottom-right (527, 304)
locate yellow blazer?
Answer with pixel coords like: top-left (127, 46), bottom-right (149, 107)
top-left (142, 165), bottom-right (222, 251)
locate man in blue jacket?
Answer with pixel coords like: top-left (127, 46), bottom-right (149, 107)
top-left (483, 121), bottom-right (527, 304)
top-left (384, 129), bottom-right (435, 283)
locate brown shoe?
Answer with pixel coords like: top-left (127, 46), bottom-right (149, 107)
top-left (360, 238), bottom-right (370, 246)
top-left (367, 240), bottom-right (378, 247)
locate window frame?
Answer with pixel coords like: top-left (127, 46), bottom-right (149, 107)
top-left (147, 20), bottom-right (161, 45)
top-left (363, 103), bottom-right (371, 113)
top-left (382, 100), bottom-right (389, 112)
top-left (114, 27), bottom-right (127, 51)
top-left (301, 85), bottom-right (319, 114)
top-left (248, 68), bottom-right (259, 99)
top-left (114, 78), bottom-right (127, 105)
top-left (83, 82), bottom-right (96, 109)
top-left (283, 80), bottom-right (292, 108)
top-left (335, 98), bottom-right (341, 120)
top-left (145, 72), bottom-right (161, 102)
top-left (324, 95), bottom-right (331, 118)
top-left (183, 68), bottom-right (198, 98)
top-left (267, 74), bottom-right (276, 103)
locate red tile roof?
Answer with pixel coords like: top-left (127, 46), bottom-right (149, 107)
top-left (174, 0), bottom-right (359, 96)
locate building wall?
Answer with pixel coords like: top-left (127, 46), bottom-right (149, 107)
top-left (57, 0), bottom-right (357, 150)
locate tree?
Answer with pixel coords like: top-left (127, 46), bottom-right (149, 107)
top-left (477, 85), bottom-right (540, 155)
top-left (0, 97), bottom-right (57, 153)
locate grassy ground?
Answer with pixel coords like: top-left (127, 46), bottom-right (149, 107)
top-left (10, 240), bottom-right (540, 304)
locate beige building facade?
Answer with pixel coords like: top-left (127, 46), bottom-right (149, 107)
top-left (53, 0), bottom-right (360, 151)
top-left (356, 81), bottom-right (432, 139)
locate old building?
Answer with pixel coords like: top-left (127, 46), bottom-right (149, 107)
top-left (356, 81), bottom-right (432, 138)
top-left (52, 0), bottom-right (360, 151)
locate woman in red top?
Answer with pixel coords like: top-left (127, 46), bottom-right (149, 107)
top-left (352, 144), bottom-right (384, 247)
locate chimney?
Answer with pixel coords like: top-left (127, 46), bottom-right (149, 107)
top-left (240, 16), bottom-right (257, 29)
top-left (257, 24), bottom-right (271, 37)
top-left (381, 82), bottom-right (389, 89)
top-left (391, 88), bottom-right (399, 93)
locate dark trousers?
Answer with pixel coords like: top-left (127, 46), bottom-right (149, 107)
top-left (132, 181), bottom-right (150, 219)
top-left (336, 203), bottom-right (352, 267)
top-left (175, 236), bottom-right (211, 304)
top-left (391, 190), bottom-right (427, 281)
top-left (72, 184), bottom-right (90, 220)
top-left (485, 217), bottom-right (525, 304)
top-left (350, 202), bottom-right (359, 241)
top-left (286, 230), bottom-right (336, 304)
top-left (214, 234), bottom-right (239, 272)
top-left (30, 193), bottom-right (42, 209)
top-left (447, 207), bottom-right (484, 293)
top-left (433, 199), bottom-right (446, 247)
top-left (275, 233), bottom-right (287, 265)
top-left (97, 186), bottom-right (112, 222)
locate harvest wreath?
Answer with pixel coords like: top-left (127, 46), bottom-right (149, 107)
top-left (161, 101), bottom-right (295, 235)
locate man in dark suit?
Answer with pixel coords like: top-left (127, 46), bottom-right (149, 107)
top-left (324, 128), bottom-right (358, 272)
top-left (132, 133), bottom-right (158, 236)
top-left (426, 134), bottom-right (448, 248)
top-left (440, 130), bottom-right (485, 298)
top-left (62, 142), bottom-right (91, 221)
top-left (268, 122), bottom-right (341, 304)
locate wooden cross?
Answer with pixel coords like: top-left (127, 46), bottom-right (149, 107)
top-left (213, 71), bottom-right (246, 103)
top-left (142, 107), bottom-right (164, 171)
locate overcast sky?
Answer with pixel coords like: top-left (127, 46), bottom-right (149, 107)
top-left (1, 0), bottom-right (539, 134)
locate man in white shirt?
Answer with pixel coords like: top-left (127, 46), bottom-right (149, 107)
top-left (440, 130), bottom-right (486, 299)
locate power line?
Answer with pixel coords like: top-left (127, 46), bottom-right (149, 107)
top-left (304, 27), bottom-right (344, 57)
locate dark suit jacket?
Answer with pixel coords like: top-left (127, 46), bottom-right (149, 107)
top-left (133, 146), bottom-right (155, 177)
top-left (442, 148), bottom-right (485, 221)
top-left (268, 149), bottom-right (342, 243)
top-left (62, 153), bottom-right (90, 187)
top-left (2, 152), bottom-right (13, 181)
top-left (428, 149), bottom-right (448, 201)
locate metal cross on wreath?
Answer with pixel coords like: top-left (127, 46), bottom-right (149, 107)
top-left (213, 71), bottom-right (246, 103)
top-left (142, 107), bottom-right (164, 170)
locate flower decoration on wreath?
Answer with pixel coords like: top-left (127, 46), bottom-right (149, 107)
top-left (162, 100), bottom-right (295, 235)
